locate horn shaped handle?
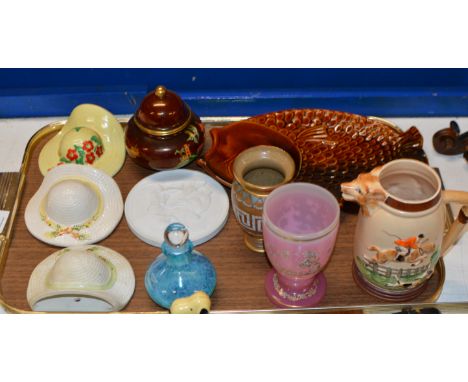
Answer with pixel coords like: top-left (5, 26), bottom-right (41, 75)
top-left (441, 191), bottom-right (468, 256)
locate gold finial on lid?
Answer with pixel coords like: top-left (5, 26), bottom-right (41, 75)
top-left (155, 85), bottom-right (166, 99)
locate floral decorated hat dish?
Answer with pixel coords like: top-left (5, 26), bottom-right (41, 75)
top-left (27, 245), bottom-right (135, 312)
top-left (25, 164), bottom-right (123, 247)
top-left (38, 104), bottom-right (125, 177)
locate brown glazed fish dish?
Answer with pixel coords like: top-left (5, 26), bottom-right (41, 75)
top-left (198, 121), bottom-right (302, 187)
top-left (199, 109), bottom-right (426, 200)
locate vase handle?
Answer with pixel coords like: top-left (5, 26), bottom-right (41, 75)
top-left (441, 190), bottom-right (468, 256)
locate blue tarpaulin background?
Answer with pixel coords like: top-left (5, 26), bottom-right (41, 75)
top-left (0, 68), bottom-right (467, 117)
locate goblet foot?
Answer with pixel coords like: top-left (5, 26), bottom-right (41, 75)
top-left (244, 233), bottom-right (265, 253)
top-left (265, 269), bottom-right (327, 308)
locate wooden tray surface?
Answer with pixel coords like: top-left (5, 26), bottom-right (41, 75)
top-left (0, 120), bottom-right (443, 313)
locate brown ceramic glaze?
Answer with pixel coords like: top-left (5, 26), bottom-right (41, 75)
top-left (432, 121), bottom-right (468, 158)
top-left (125, 85), bottom-right (205, 170)
top-left (197, 121), bottom-right (302, 187)
top-left (199, 109), bottom-right (427, 200)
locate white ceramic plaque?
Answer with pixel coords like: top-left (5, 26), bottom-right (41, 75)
top-left (125, 170), bottom-right (229, 247)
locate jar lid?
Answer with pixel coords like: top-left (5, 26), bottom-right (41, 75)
top-left (134, 85), bottom-right (192, 137)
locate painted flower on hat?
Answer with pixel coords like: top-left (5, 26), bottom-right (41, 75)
top-left (66, 149), bottom-right (79, 161)
top-left (57, 134), bottom-right (104, 168)
top-left (83, 140), bottom-right (94, 152)
top-left (96, 145), bottom-right (103, 158)
top-left (86, 152), bottom-right (96, 165)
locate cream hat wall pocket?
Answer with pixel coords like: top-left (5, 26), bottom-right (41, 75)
top-left (38, 104), bottom-right (125, 177)
top-left (25, 164), bottom-right (123, 247)
top-left (27, 245), bottom-right (135, 312)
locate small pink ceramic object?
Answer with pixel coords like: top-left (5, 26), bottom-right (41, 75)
top-left (262, 183), bottom-right (340, 308)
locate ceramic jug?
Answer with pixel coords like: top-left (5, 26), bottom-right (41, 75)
top-left (341, 159), bottom-right (468, 301)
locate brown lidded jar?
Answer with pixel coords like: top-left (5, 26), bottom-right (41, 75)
top-left (125, 85), bottom-right (205, 170)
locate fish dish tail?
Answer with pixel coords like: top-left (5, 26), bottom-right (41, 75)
top-left (397, 126), bottom-right (426, 161)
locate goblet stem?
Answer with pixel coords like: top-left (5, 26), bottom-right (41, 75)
top-left (277, 273), bottom-right (316, 293)
top-left (265, 269), bottom-right (327, 308)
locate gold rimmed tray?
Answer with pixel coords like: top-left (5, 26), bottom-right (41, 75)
top-left (0, 117), bottom-right (445, 313)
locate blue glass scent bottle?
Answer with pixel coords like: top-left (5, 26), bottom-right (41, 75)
top-left (144, 223), bottom-right (217, 309)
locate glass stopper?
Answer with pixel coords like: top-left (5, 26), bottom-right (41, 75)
top-left (164, 223), bottom-right (189, 248)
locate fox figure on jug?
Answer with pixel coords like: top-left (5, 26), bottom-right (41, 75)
top-left (341, 166), bottom-right (386, 215)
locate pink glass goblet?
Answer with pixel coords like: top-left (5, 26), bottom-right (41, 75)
top-left (263, 183), bottom-right (340, 308)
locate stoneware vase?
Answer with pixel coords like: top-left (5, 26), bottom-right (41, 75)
top-left (341, 158), bottom-right (468, 301)
top-left (262, 183), bottom-right (340, 308)
top-left (144, 223), bottom-right (216, 309)
top-left (231, 145), bottom-right (296, 253)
